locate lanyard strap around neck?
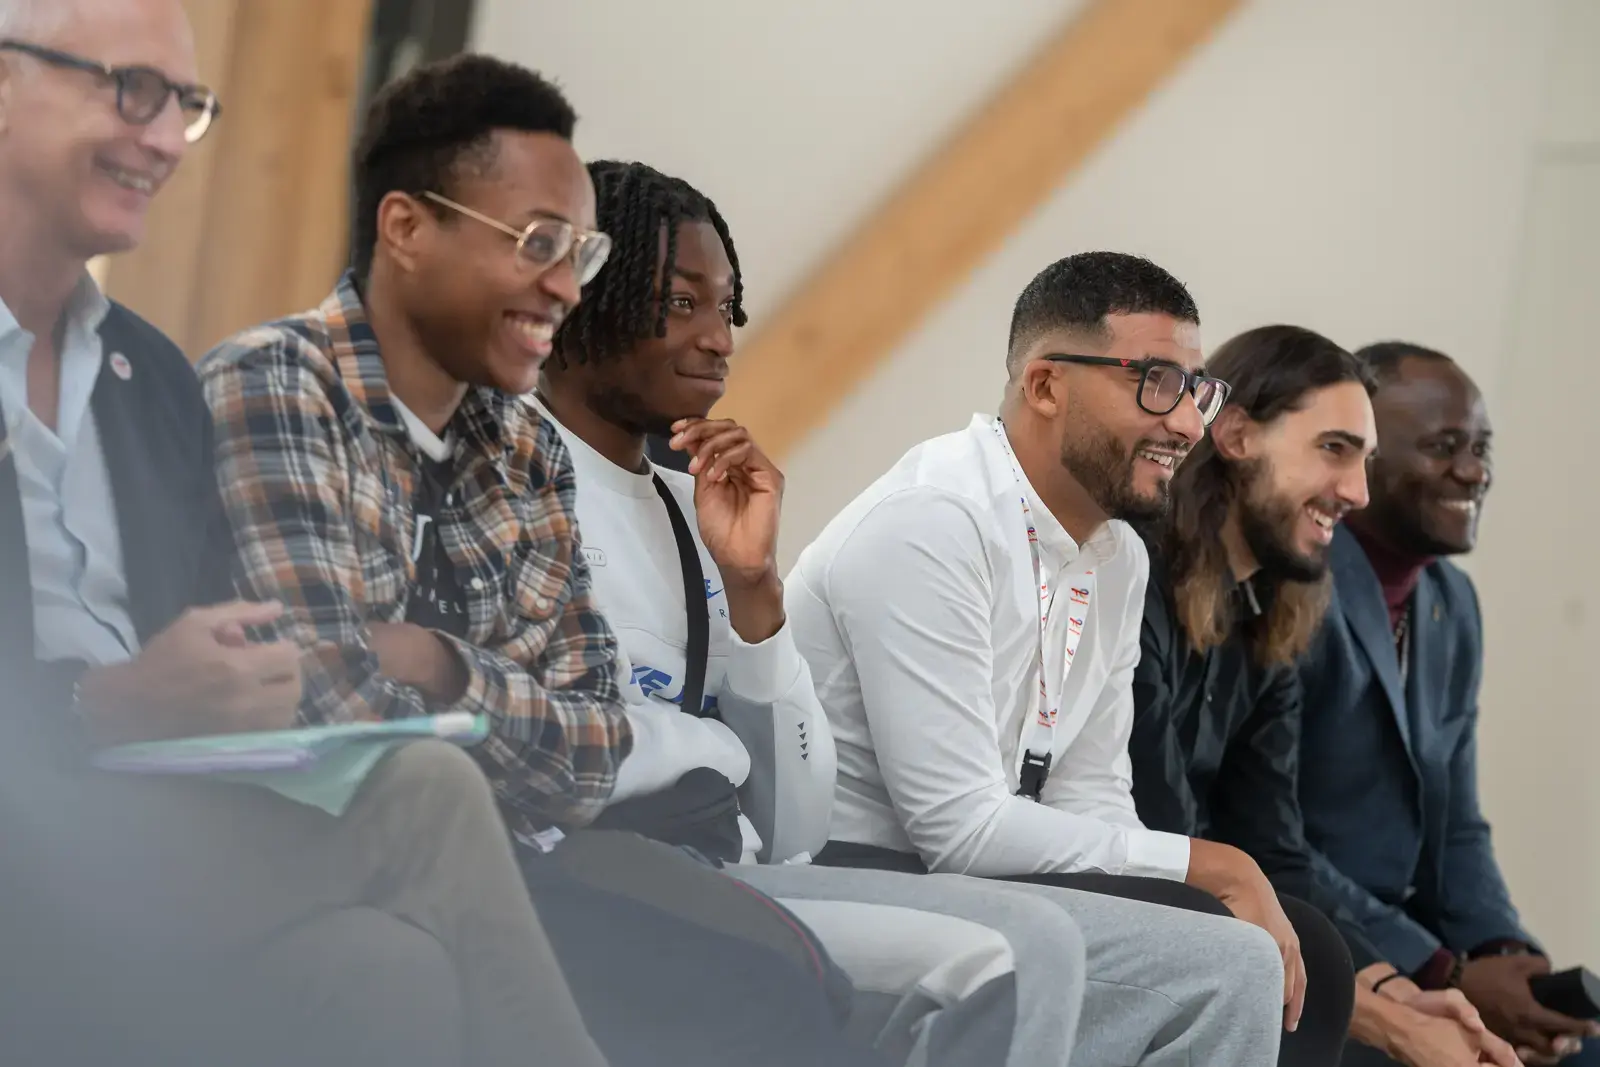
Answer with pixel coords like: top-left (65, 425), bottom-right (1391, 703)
top-left (1394, 601), bottom-right (1412, 691)
top-left (653, 473), bottom-right (712, 719)
top-left (990, 418), bottom-right (1095, 801)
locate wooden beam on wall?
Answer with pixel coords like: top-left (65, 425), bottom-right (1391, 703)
top-left (718, 0), bottom-right (1244, 458)
top-left (103, 0), bottom-right (375, 358)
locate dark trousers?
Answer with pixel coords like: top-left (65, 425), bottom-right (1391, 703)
top-left (521, 832), bottom-right (887, 1067)
top-left (1342, 1026), bottom-right (1600, 1065)
top-left (818, 842), bottom-right (1354, 1067)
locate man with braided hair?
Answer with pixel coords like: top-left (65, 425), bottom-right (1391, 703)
top-left (544, 161), bottom-right (821, 861)
top-left (539, 158), bottom-right (1287, 1067)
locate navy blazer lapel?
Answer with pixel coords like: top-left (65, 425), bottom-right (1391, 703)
top-left (91, 321), bottom-right (160, 642)
top-left (1332, 526), bottom-right (1416, 758)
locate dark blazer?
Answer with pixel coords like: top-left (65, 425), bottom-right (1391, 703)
top-left (1296, 524), bottom-right (1528, 971)
top-left (0, 305), bottom-right (306, 1066)
top-left (0, 302), bottom-right (232, 727)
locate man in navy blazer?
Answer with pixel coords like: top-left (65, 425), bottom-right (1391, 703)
top-left (1298, 342), bottom-right (1598, 1066)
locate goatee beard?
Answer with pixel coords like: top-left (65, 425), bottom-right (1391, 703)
top-left (1059, 428), bottom-right (1172, 526)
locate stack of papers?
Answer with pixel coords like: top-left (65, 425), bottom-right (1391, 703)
top-left (91, 713), bottom-right (489, 815)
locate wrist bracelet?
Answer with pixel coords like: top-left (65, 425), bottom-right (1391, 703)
top-left (1371, 971), bottom-right (1406, 995)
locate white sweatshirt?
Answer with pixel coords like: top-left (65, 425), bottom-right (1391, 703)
top-left (535, 400), bottom-right (837, 864)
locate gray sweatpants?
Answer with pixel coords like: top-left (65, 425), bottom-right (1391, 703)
top-left (996, 878), bottom-right (1285, 1067)
top-left (735, 863), bottom-right (1087, 1067)
top-left (734, 864), bottom-right (1284, 1067)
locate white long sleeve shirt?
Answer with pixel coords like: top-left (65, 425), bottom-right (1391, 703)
top-left (538, 400), bottom-right (836, 864)
top-left (786, 413), bottom-right (1190, 880)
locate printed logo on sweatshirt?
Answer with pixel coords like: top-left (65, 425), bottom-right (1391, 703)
top-left (583, 547), bottom-right (607, 568)
top-left (410, 514), bottom-right (433, 564)
top-left (704, 580), bottom-right (728, 619)
top-left (631, 664), bottom-right (719, 715)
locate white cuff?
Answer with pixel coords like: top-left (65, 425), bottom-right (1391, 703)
top-left (724, 619), bottom-right (804, 705)
top-left (1121, 827), bottom-right (1192, 881)
top-left (610, 704), bottom-right (751, 802)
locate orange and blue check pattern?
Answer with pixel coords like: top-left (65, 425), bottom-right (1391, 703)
top-left (197, 272), bottom-right (632, 835)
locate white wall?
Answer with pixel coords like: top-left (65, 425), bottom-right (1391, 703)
top-left (779, 0), bottom-right (1554, 556)
top-left (472, 0), bottom-right (1089, 331)
top-left (1471, 0), bottom-right (1600, 965)
top-left (476, 0), bottom-right (1598, 953)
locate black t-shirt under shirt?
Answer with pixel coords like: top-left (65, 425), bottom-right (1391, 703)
top-left (404, 453), bottom-right (469, 639)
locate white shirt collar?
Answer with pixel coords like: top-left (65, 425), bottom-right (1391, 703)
top-left (969, 412), bottom-right (1122, 572)
top-left (389, 394), bottom-right (454, 462)
top-left (0, 273), bottom-right (113, 451)
top-left (0, 273), bottom-right (112, 342)
top-left (529, 395), bottom-right (657, 500)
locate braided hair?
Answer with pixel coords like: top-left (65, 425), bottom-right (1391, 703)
top-left (554, 160), bottom-right (745, 365)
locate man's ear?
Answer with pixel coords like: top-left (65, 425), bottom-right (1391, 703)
top-left (376, 191), bottom-right (430, 274)
top-left (1017, 359), bottom-right (1065, 420)
top-left (1208, 405), bottom-right (1256, 462)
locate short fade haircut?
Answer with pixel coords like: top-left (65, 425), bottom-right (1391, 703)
top-left (1354, 340), bottom-right (1454, 385)
top-left (350, 53), bottom-right (576, 280)
top-left (1007, 252), bottom-right (1199, 370)
top-left (553, 159), bottom-right (745, 366)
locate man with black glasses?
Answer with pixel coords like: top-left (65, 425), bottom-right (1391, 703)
top-left (790, 252), bottom-right (1302, 1066)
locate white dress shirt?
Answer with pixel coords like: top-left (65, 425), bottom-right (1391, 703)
top-left (786, 413), bottom-right (1191, 880)
top-left (0, 277), bottom-right (137, 666)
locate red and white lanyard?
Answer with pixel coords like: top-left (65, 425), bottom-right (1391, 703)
top-left (991, 418), bottom-right (1094, 800)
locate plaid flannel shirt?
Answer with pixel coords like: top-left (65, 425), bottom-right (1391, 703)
top-left (197, 272), bottom-right (632, 834)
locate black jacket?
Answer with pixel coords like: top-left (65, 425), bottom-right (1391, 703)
top-left (0, 302), bottom-right (232, 731)
top-left (1129, 539), bottom-right (1383, 969)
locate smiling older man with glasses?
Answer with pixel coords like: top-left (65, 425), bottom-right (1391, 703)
top-left (0, 36), bottom-right (220, 144)
top-left (0, 3), bottom-right (618, 1066)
